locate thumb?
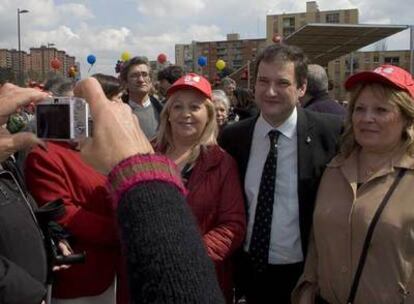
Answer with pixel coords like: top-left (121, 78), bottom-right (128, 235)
top-left (73, 78), bottom-right (108, 117)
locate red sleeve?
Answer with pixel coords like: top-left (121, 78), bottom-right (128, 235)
top-left (203, 155), bottom-right (246, 261)
top-left (25, 147), bottom-right (119, 246)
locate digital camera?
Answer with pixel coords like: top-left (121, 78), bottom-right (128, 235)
top-left (36, 97), bottom-right (90, 141)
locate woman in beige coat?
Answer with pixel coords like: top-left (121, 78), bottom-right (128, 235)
top-left (292, 64), bottom-right (414, 304)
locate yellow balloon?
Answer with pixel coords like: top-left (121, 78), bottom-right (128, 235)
top-left (216, 59), bottom-right (226, 71)
top-left (121, 51), bottom-right (131, 61)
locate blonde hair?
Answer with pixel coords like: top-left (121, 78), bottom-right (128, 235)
top-left (157, 90), bottom-right (218, 165)
top-left (340, 83), bottom-right (414, 157)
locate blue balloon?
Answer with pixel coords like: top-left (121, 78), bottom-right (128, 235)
top-left (87, 54), bottom-right (96, 65)
top-left (197, 56), bottom-right (207, 67)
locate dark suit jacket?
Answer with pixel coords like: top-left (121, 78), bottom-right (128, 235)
top-left (218, 107), bottom-right (343, 257)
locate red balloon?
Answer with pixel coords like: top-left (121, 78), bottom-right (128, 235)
top-left (272, 34), bottom-right (282, 43)
top-left (157, 53), bottom-right (167, 64)
top-left (51, 58), bottom-right (61, 70)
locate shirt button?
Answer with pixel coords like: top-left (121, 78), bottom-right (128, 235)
top-left (341, 266), bottom-right (348, 273)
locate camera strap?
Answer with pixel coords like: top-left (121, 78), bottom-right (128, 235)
top-left (347, 168), bottom-right (407, 304)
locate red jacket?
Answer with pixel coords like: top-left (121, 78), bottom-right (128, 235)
top-left (25, 142), bottom-right (126, 300)
top-left (186, 145), bottom-right (246, 302)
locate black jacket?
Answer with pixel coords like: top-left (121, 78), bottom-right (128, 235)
top-left (0, 159), bottom-right (47, 304)
top-left (304, 92), bottom-right (346, 119)
top-left (218, 108), bottom-right (343, 257)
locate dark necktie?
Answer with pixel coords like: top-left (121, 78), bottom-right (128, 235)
top-left (249, 130), bottom-right (280, 272)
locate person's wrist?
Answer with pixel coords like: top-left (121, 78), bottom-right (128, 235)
top-left (112, 146), bottom-right (154, 171)
top-left (107, 153), bottom-right (186, 205)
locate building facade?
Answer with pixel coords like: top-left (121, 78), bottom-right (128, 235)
top-left (0, 46), bottom-right (77, 84)
top-left (266, 1), bottom-right (359, 42)
top-left (328, 50), bottom-right (411, 101)
top-left (149, 59), bottom-right (170, 81)
top-left (175, 34), bottom-right (266, 84)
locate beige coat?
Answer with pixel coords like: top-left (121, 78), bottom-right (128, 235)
top-left (292, 148), bottom-right (414, 304)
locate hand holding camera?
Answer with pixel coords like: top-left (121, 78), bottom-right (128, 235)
top-left (35, 96), bottom-right (90, 141)
top-left (73, 78), bottom-right (154, 174)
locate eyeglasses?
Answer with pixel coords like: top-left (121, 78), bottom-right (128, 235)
top-left (128, 72), bottom-right (150, 80)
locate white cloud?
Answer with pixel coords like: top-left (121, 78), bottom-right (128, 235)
top-left (56, 3), bottom-right (94, 20)
top-left (25, 26), bottom-right (80, 50)
top-left (0, 0), bottom-right (411, 78)
top-left (136, 0), bottom-right (206, 18)
top-left (80, 27), bottom-right (131, 51)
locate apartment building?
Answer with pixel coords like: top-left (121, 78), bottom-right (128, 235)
top-left (175, 33), bottom-right (267, 83)
top-left (0, 46), bottom-right (77, 83)
top-left (328, 50), bottom-right (411, 101)
top-left (266, 1), bottom-right (358, 42)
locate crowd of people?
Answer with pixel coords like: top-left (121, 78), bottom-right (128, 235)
top-left (0, 41), bottom-right (413, 304)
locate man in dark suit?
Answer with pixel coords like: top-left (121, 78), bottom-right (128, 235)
top-left (219, 44), bottom-right (343, 303)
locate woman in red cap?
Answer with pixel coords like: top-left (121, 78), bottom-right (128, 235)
top-left (156, 73), bottom-right (246, 303)
top-left (292, 65), bottom-right (414, 304)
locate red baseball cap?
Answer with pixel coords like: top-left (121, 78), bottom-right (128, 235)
top-left (167, 73), bottom-right (212, 99)
top-left (345, 64), bottom-right (414, 99)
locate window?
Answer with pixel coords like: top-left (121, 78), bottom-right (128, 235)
top-left (326, 13), bottom-right (340, 23)
top-left (282, 16), bottom-right (296, 36)
top-left (373, 56), bottom-right (379, 63)
top-left (283, 28), bottom-right (295, 37)
top-left (216, 47), bottom-right (227, 56)
top-left (283, 17), bottom-right (295, 27)
top-left (232, 60), bottom-right (243, 67)
top-left (384, 57), bottom-right (400, 65)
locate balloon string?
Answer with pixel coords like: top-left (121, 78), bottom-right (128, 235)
top-left (88, 64), bottom-right (94, 73)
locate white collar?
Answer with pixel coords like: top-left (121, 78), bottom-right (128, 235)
top-left (256, 107), bottom-right (297, 140)
top-left (128, 96), bottom-right (151, 109)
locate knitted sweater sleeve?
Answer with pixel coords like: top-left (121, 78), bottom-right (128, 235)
top-left (108, 154), bottom-right (225, 304)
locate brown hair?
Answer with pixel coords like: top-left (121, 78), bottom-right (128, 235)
top-left (340, 83), bottom-right (414, 157)
top-left (92, 73), bottom-right (123, 100)
top-left (120, 56), bottom-right (150, 82)
top-left (255, 43), bottom-right (309, 88)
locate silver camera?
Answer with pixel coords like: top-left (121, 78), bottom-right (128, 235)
top-left (36, 97), bottom-right (90, 141)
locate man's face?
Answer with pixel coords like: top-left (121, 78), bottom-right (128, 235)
top-left (158, 79), bottom-right (171, 98)
top-left (223, 82), bottom-right (236, 97)
top-left (254, 60), bottom-right (306, 126)
top-left (126, 64), bottom-right (151, 95)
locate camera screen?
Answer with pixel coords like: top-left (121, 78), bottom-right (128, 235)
top-left (36, 104), bottom-right (70, 139)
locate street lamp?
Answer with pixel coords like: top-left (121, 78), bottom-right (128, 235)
top-left (17, 8), bottom-right (29, 85)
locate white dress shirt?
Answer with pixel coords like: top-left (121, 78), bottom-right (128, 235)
top-left (244, 108), bottom-right (303, 264)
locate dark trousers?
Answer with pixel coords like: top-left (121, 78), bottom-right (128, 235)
top-left (235, 252), bottom-right (304, 304)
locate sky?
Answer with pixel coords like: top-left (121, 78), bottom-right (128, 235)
top-left (0, 0), bottom-right (412, 77)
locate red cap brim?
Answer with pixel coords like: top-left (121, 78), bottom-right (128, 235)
top-left (345, 71), bottom-right (408, 93)
top-left (167, 84), bottom-right (211, 99)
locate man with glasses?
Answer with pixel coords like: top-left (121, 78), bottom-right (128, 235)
top-left (120, 56), bottom-right (163, 139)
